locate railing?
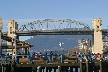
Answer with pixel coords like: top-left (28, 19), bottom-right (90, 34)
top-left (0, 54), bottom-right (108, 64)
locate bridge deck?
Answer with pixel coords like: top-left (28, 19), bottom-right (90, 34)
top-left (2, 30), bottom-right (108, 36)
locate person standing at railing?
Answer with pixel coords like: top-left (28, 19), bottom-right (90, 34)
top-left (35, 53), bottom-right (38, 58)
top-left (92, 53), bottom-right (99, 60)
top-left (83, 53), bottom-right (87, 59)
top-left (45, 52), bottom-right (48, 58)
top-left (50, 51), bottom-right (53, 61)
top-left (78, 53), bottom-right (82, 60)
top-left (91, 53), bottom-right (95, 60)
top-left (39, 52), bottom-right (42, 59)
top-left (94, 53), bottom-right (99, 59)
top-left (37, 51), bottom-right (42, 59)
top-left (32, 52), bottom-right (35, 58)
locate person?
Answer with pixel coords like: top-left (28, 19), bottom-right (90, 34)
top-left (50, 51), bottom-right (53, 61)
top-left (32, 52), bottom-right (35, 58)
top-left (94, 53), bottom-right (99, 59)
top-left (35, 53), bottom-right (38, 58)
top-left (39, 52), bottom-right (42, 59)
top-left (45, 52), bottom-right (47, 57)
top-left (37, 51), bottom-right (42, 59)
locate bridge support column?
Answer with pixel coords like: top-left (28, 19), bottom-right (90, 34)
top-left (70, 67), bottom-right (73, 72)
top-left (37, 66), bottom-right (41, 72)
top-left (0, 18), bottom-right (3, 55)
top-left (80, 60), bottom-right (82, 72)
top-left (92, 18), bottom-right (103, 54)
top-left (58, 66), bottom-right (60, 72)
top-left (7, 20), bottom-right (18, 55)
top-left (100, 60), bottom-right (102, 72)
top-left (86, 59), bottom-right (89, 72)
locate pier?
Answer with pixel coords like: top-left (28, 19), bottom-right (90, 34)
top-left (0, 54), bottom-right (108, 72)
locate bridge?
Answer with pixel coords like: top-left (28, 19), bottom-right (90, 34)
top-left (2, 19), bottom-right (108, 36)
top-left (0, 18), bottom-right (108, 55)
top-left (0, 18), bottom-right (108, 72)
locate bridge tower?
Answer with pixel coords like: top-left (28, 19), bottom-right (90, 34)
top-left (92, 18), bottom-right (103, 54)
top-left (7, 20), bottom-right (18, 55)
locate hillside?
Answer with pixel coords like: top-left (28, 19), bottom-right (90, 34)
top-left (25, 35), bottom-right (92, 51)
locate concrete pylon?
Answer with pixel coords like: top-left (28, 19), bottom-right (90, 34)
top-left (92, 18), bottom-right (103, 54)
top-left (7, 20), bottom-right (18, 54)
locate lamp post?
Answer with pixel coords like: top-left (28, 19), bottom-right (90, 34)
top-left (0, 18), bottom-right (3, 56)
top-left (14, 34), bottom-right (17, 60)
top-left (0, 29), bottom-right (2, 55)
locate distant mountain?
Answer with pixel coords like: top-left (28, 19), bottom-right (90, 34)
top-left (25, 35), bottom-right (92, 51)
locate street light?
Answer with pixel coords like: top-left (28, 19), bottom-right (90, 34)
top-left (14, 34), bottom-right (17, 60)
top-left (0, 18), bottom-right (3, 55)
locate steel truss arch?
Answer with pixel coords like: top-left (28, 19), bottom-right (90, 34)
top-left (18, 19), bottom-right (91, 31)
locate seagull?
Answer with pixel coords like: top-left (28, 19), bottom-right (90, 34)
top-left (59, 42), bottom-right (62, 47)
top-left (59, 42), bottom-right (64, 47)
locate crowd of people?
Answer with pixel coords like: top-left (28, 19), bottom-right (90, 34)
top-left (1, 50), bottom-right (107, 63)
top-left (31, 51), bottom-right (54, 61)
top-left (71, 51), bottom-right (107, 61)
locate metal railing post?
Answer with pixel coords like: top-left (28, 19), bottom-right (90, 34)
top-left (60, 54), bottom-right (63, 63)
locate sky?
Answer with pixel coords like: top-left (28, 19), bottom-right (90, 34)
top-left (0, 0), bottom-right (108, 41)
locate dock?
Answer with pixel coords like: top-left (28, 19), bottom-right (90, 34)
top-left (0, 54), bottom-right (108, 72)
